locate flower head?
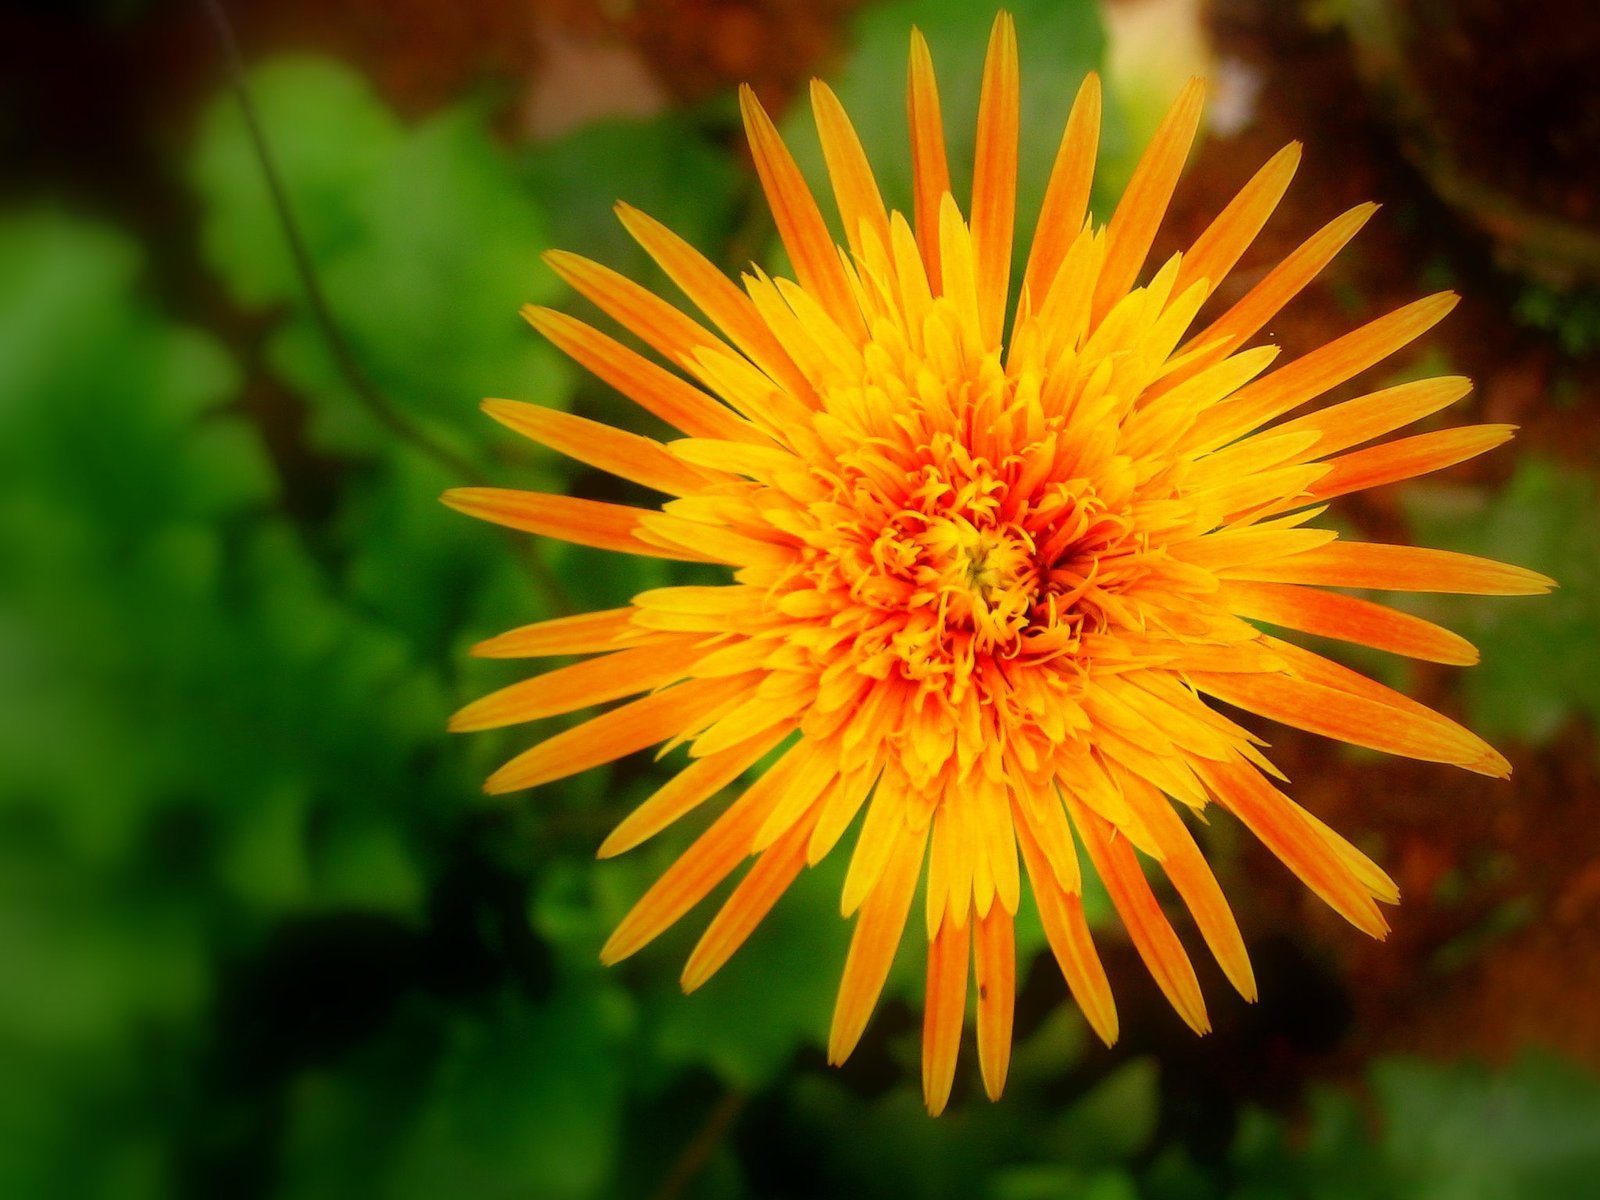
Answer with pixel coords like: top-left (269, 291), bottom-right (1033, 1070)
top-left (445, 13), bottom-right (1553, 1114)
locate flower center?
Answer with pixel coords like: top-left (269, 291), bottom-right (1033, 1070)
top-left (918, 516), bottom-right (1038, 646)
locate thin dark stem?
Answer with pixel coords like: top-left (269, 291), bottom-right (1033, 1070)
top-left (198, 0), bottom-right (483, 486)
top-left (653, 1087), bottom-right (748, 1200)
top-left (197, 0), bottom-right (574, 615)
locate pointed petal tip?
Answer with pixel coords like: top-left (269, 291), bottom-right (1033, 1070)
top-left (1529, 567), bottom-right (1559, 592)
top-left (1475, 750), bottom-right (1513, 780)
top-left (541, 247), bottom-right (579, 273)
top-left (595, 830), bottom-right (627, 860)
top-left (483, 770), bottom-right (521, 797)
top-left (612, 199), bottom-right (646, 232)
top-left (988, 9), bottom-right (1017, 47)
top-left (478, 397), bottom-right (522, 427)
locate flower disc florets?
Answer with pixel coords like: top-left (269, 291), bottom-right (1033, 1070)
top-left (444, 12), bottom-right (1553, 1115)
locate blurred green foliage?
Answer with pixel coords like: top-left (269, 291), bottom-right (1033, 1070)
top-left (4, 2), bottom-right (1600, 1196)
top-left (1405, 460), bottom-right (1600, 746)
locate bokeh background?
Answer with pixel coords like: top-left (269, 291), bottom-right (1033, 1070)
top-left (5, 0), bottom-right (1600, 1196)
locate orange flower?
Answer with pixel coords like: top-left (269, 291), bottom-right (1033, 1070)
top-left (446, 14), bottom-right (1552, 1113)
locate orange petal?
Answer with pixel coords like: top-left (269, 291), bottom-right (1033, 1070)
top-left (471, 607), bottom-right (644, 659)
top-left (810, 79), bottom-right (891, 259)
top-left (752, 738), bottom-right (841, 850)
top-left (922, 914), bottom-right (971, 1116)
top-left (970, 12), bottom-right (1019, 345)
top-left (1196, 757), bottom-right (1388, 937)
top-left (1190, 667), bottom-right (1501, 775)
top-left (1297, 804), bottom-right (1400, 905)
top-left (1091, 78), bottom-right (1206, 327)
top-left (841, 775), bottom-right (909, 917)
top-left (1022, 71), bottom-right (1101, 301)
top-left (1269, 374), bottom-right (1471, 457)
top-left (441, 487), bottom-right (710, 562)
top-left (689, 681), bottom-right (813, 758)
top-left (1221, 579), bottom-right (1478, 665)
top-left (1176, 202), bottom-right (1376, 371)
top-left (907, 27), bottom-right (953, 289)
top-left (600, 757), bottom-right (792, 966)
top-left (740, 85), bottom-right (863, 339)
top-left (450, 640), bottom-right (705, 733)
top-left (539, 256), bottom-right (719, 372)
top-left (1192, 292), bottom-right (1459, 450)
top-left (635, 510), bottom-right (792, 568)
top-left (682, 813), bottom-right (813, 991)
top-left (1112, 768), bottom-right (1256, 1001)
top-left (936, 192), bottom-right (983, 336)
top-left (828, 814), bottom-right (928, 1064)
top-left (1015, 814), bottom-right (1118, 1045)
top-left (1173, 524), bottom-right (1336, 574)
top-left (807, 767), bottom-right (878, 865)
top-left (1263, 636), bottom-right (1507, 777)
top-left (481, 398), bottom-right (714, 495)
top-left (486, 674), bottom-right (751, 795)
top-left (522, 305), bottom-right (760, 444)
top-left (598, 725), bottom-right (789, 858)
top-left (1230, 539), bottom-right (1555, 595)
top-left (1174, 141), bottom-right (1301, 301)
top-left (1305, 424), bottom-right (1515, 502)
top-left (1013, 784), bottom-right (1081, 894)
top-left (1070, 798), bottom-right (1210, 1034)
top-left (973, 903), bottom-right (1016, 1101)
top-left (615, 202), bottom-right (817, 407)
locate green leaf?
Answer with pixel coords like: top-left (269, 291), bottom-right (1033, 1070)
top-left (1373, 1054), bottom-right (1600, 1199)
top-left (191, 59), bottom-right (403, 308)
top-left (192, 56), bottom-right (574, 455)
top-left (321, 106), bottom-right (571, 423)
top-left (387, 987), bottom-right (631, 1200)
top-left (1048, 1055), bottom-right (1160, 1165)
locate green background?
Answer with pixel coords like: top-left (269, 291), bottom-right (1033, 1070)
top-left (4, 0), bottom-right (1600, 1196)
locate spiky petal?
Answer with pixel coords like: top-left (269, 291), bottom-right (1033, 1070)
top-left (447, 13), bottom-right (1553, 1115)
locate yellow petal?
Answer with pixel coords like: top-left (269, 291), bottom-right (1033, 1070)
top-left (441, 487), bottom-right (710, 562)
top-left (740, 85), bottom-right (865, 340)
top-left (907, 27), bottom-right (953, 289)
top-left (481, 398), bottom-right (714, 495)
top-left (1022, 72), bottom-right (1101, 301)
top-left (487, 675), bottom-right (751, 795)
top-left (829, 815), bottom-right (927, 1064)
top-left (811, 79), bottom-right (891, 259)
top-left (1091, 77), bottom-right (1205, 327)
top-left (970, 12), bottom-right (1019, 345)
